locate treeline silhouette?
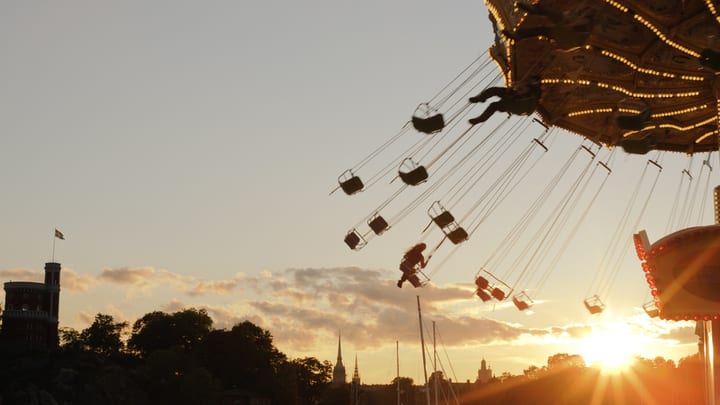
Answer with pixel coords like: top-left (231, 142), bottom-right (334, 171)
top-left (0, 309), bottom-right (707, 405)
top-left (0, 308), bottom-right (348, 405)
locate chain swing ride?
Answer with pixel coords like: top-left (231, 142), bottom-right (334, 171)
top-left (333, 0), bottom-right (720, 316)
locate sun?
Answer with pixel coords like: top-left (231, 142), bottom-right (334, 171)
top-left (577, 322), bottom-right (644, 373)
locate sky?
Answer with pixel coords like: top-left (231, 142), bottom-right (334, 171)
top-left (0, 0), bottom-right (710, 385)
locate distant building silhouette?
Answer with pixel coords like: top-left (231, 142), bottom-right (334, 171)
top-left (476, 358), bottom-right (493, 384)
top-left (332, 332), bottom-right (346, 385)
top-left (1, 262), bottom-right (61, 347)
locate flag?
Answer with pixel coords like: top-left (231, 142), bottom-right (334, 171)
top-left (54, 229), bottom-right (65, 240)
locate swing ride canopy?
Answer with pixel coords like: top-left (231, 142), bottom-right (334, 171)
top-left (486, 0), bottom-right (720, 153)
top-left (335, 0), bottom-right (720, 315)
top-left (636, 224), bottom-right (720, 320)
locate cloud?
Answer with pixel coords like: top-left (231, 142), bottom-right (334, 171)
top-left (0, 269), bottom-right (42, 282)
top-left (60, 268), bottom-right (97, 292)
top-left (187, 280), bottom-right (238, 296)
top-left (0, 267), bottom-right (95, 292)
top-left (98, 267), bottom-right (157, 286)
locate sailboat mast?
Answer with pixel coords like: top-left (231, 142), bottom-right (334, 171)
top-left (433, 321), bottom-right (438, 405)
top-left (417, 295), bottom-right (431, 405)
top-left (397, 340), bottom-right (400, 405)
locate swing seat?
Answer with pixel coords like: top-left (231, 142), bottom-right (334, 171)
top-left (643, 301), bottom-right (660, 318)
top-left (432, 211), bottom-right (455, 228)
top-left (344, 229), bottom-right (366, 250)
top-left (476, 289), bottom-right (492, 302)
top-left (584, 295), bottom-right (605, 314)
top-left (475, 276), bottom-right (489, 290)
top-left (407, 273), bottom-right (424, 288)
top-left (513, 296), bottom-right (530, 311)
top-left (368, 215), bottom-right (389, 235)
top-left (447, 227), bottom-right (469, 244)
top-left (512, 291), bottom-right (534, 311)
top-left (399, 166), bottom-right (429, 186)
top-left (338, 170), bottom-right (364, 195)
top-left (491, 287), bottom-right (506, 301)
top-left (412, 114), bottom-right (445, 134)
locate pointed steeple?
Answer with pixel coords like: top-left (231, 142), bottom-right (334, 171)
top-left (332, 332), bottom-right (346, 385)
top-left (352, 353), bottom-right (361, 384)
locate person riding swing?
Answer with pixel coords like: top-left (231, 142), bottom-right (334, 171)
top-left (397, 242), bottom-right (427, 288)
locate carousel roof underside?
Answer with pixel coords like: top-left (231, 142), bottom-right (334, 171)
top-left (486, 0), bottom-right (720, 154)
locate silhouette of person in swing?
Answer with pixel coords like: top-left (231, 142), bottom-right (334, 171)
top-left (467, 77), bottom-right (541, 125)
top-left (397, 242), bottom-right (427, 288)
top-left (502, 2), bottom-right (595, 50)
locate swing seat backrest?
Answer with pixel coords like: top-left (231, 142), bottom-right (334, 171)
top-left (447, 227), bottom-right (469, 244)
top-left (368, 215), bottom-right (389, 235)
top-left (412, 114), bottom-right (445, 134)
top-left (433, 211), bottom-right (455, 229)
top-left (476, 289), bottom-right (492, 302)
top-left (399, 165), bottom-right (429, 186)
top-left (475, 276), bottom-right (489, 290)
top-left (340, 175), bottom-right (364, 195)
top-left (491, 287), bottom-right (506, 301)
top-left (513, 296), bottom-right (530, 311)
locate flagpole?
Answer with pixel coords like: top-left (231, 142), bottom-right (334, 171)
top-left (52, 231), bottom-right (56, 262)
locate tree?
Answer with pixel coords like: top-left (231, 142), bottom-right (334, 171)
top-left (58, 327), bottom-right (83, 352)
top-left (128, 308), bottom-right (213, 358)
top-left (277, 357), bottom-right (332, 405)
top-left (199, 321), bottom-right (286, 395)
top-left (81, 313), bottom-right (128, 355)
top-left (547, 353), bottom-right (585, 370)
top-left (390, 377), bottom-right (415, 405)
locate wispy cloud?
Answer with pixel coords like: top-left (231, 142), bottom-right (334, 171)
top-left (0, 269), bottom-right (42, 282)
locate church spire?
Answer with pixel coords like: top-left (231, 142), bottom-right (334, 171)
top-left (332, 332), bottom-right (346, 385)
top-left (352, 353), bottom-right (361, 384)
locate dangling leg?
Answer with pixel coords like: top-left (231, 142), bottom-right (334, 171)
top-left (469, 87), bottom-right (508, 103)
top-left (397, 273), bottom-right (408, 288)
top-left (469, 101), bottom-right (501, 125)
top-left (502, 26), bottom-right (552, 42)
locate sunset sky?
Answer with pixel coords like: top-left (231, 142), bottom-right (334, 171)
top-left (0, 1), bottom-right (707, 384)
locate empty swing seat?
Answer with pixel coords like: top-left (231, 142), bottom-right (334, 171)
top-left (344, 230), bottom-right (366, 250)
top-left (447, 227), bottom-right (469, 244)
top-left (513, 296), bottom-right (530, 311)
top-left (584, 296), bottom-right (605, 314)
top-left (432, 211), bottom-right (455, 228)
top-left (412, 114), bottom-right (445, 134)
top-left (368, 215), bottom-right (389, 235)
top-left (476, 289), bottom-right (492, 302)
top-left (475, 276), bottom-right (489, 290)
top-left (338, 170), bottom-right (364, 195)
top-left (491, 287), bottom-right (506, 301)
top-left (399, 166), bottom-right (429, 186)
top-left (643, 301), bottom-right (660, 318)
